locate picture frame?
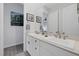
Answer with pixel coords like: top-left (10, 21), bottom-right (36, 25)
top-left (26, 13), bottom-right (34, 22)
top-left (26, 13), bottom-right (30, 21)
top-left (30, 14), bottom-right (34, 22)
top-left (11, 11), bottom-right (23, 26)
top-left (26, 24), bottom-right (30, 30)
top-left (36, 16), bottom-right (42, 23)
top-left (78, 16), bottom-right (79, 23)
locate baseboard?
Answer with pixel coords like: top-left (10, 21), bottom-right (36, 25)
top-left (4, 42), bottom-right (23, 48)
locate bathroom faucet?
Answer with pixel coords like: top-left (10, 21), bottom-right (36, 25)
top-left (63, 36), bottom-right (68, 39)
top-left (55, 31), bottom-right (68, 39)
top-left (62, 32), bottom-right (69, 39)
top-left (56, 31), bottom-right (61, 38)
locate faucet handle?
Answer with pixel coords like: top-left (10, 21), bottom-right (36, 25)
top-left (62, 32), bottom-right (65, 34)
top-left (56, 31), bottom-right (59, 33)
top-left (63, 35), bottom-right (69, 39)
top-left (56, 31), bottom-right (58, 33)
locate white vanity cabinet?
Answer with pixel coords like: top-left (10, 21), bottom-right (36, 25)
top-left (26, 35), bottom-right (76, 56)
top-left (39, 41), bottom-right (76, 56)
top-left (26, 35), bottom-right (39, 56)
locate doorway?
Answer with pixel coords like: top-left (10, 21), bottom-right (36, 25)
top-left (3, 3), bottom-right (24, 56)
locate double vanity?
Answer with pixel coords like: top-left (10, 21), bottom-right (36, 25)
top-left (24, 3), bottom-right (79, 56)
top-left (26, 33), bottom-right (79, 56)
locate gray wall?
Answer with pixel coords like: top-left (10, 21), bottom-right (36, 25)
top-left (4, 3), bottom-right (24, 48)
top-left (0, 3), bottom-right (4, 56)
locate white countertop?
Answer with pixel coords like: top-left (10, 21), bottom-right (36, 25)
top-left (28, 33), bottom-right (79, 55)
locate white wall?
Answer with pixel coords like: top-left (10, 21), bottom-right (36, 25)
top-left (4, 3), bottom-right (24, 48)
top-left (35, 7), bottom-right (48, 32)
top-left (48, 4), bottom-right (79, 37)
top-left (24, 3), bottom-right (45, 33)
top-left (62, 4), bottom-right (79, 36)
top-left (0, 3), bottom-right (4, 56)
top-left (24, 3), bottom-right (45, 51)
top-left (47, 9), bottom-right (63, 33)
top-left (48, 10), bottom-right (58, 33)
top-left (59, 9), bottom-right (63, 33)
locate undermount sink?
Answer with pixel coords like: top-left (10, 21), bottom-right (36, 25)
top-left (54, 38), bottom-right (75, 49)
top-left (31, 33), bottom-right (75, 49)
top-left (47, 36), bottom-right (75, 49)
top-left (41, 33), bottom-right (75, 49)
top-left (47, 33), bottom-right (75, 49)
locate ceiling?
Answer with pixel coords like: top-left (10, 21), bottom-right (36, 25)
top-left (43, 3), bottom-right (73, 12)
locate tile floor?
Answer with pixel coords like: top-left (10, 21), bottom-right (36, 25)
top-left (4, 44), bottom-right (30, 56)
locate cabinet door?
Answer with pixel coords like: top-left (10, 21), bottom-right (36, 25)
top-left (27, 36), bottom-right (39, 56)
top-left (33, 38), bottom-right (39, 56)
top-left (29, 37), bottom-right (35, 56)
top-left (39, 41), bottom-right (76, 56)
top-left (26, 36), bottom-right (32, 55)
top-left (39, 46), bottom-right (52, 56)
top-left (39, 41), bottom-right (55, 56)
top-left (29, 37), bottom-right (39, 56)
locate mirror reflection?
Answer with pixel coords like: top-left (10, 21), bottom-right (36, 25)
top-left (44, 3), bottom-right (79, 40)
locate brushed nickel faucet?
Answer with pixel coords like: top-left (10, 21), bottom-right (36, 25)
top-left (63, 35), bottom-right (68, 39)
top-left (56, 31), bottom-right (61, 38)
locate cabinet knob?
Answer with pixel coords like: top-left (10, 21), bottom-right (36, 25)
top-left (35, 47), bottom-right (37, 50)
top-left (35, 40), bottom-right (37, 43)
top-left (28, 41), bottom-right (30, 44)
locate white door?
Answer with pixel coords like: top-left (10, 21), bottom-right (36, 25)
top-left (0, 3), bottom-right (3, 56)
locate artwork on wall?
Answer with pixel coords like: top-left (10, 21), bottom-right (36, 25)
top-left (26, 13), bottom-right (34, 22)
top-left (26, 24), bottom-right (30, 30)
top-left (36, 16), bottom-right (42, 23)
top-left (78, 16), bottom-right (79, 23)
top-left (11, 11), bottom-right (23, 26)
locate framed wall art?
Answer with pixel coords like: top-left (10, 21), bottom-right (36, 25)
top-left (26, 24), bottom-right (30, 30)
top-left (36, 16), bottom-right (42, 23)
top-left (11, 11), bottom-right (23, 26)
top-left (26, 13), bottom-right (34, 22)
